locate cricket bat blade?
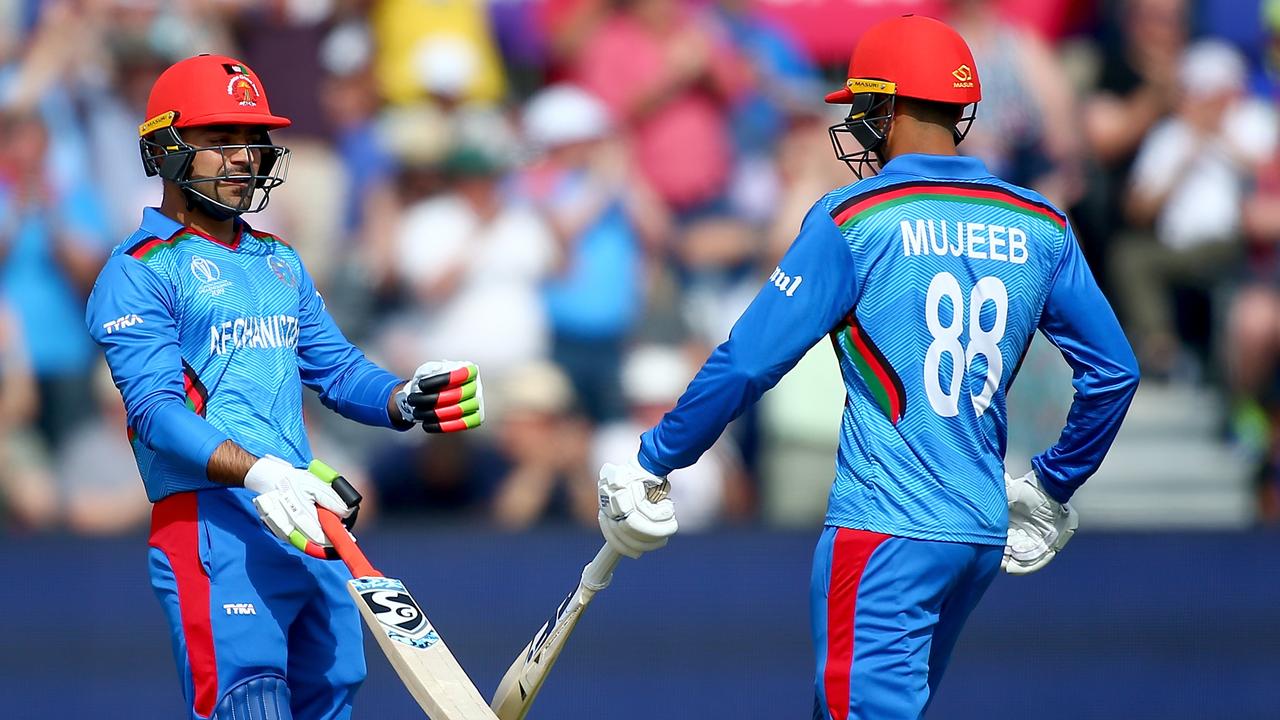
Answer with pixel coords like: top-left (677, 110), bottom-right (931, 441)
top-left (318, 510), bottom-right (499, 720)
top-left (490, 545), bottom-right (621, 720)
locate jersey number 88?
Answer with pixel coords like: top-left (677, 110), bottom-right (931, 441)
top-left (923, 271), bottom-right (1008, 418)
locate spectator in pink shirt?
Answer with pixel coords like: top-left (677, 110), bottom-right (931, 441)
top-left (570, 0), bottom-right (750, 215)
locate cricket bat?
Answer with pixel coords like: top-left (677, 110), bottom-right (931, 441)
top-left (310, 461), bottom-right (499, 720)
top-left (490, 479), bottom-right (669, 720)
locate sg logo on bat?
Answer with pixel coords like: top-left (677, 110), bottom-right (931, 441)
top-left (352, 577), bottom-right (441, 649)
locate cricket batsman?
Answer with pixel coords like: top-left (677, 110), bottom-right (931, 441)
top-left (85, 54), bottom-right (484, 719)
top-left (595, 15), bottom-right (1140, 719)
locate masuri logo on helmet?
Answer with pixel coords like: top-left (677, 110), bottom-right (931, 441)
top-left (825, 15), bottom-right (982, 179)
top-left (137, 54), bottom-right (292, 220)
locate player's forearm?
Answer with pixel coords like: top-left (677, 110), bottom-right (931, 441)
top-left (205, 439), bottom-right (259, 486)
top-left (1033, 363), bottom-right (1140, 502)
top-left (308, 356), bottom-right (405, 429)
top-left (640, 342), bottom-right (773, 476)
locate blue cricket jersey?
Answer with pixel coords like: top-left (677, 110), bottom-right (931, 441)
top-left (87, 208), bottom-right (404, 502)
top-left (639, 154), bottom-right (1139, 545)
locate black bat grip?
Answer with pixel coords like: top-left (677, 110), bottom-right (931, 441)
top-left (331, 475), bottom-right (363, 530)
top-left (330, 475), bottom-right (363, 508)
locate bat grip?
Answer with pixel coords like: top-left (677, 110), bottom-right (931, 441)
top-left (317, 509), bottom-right (382, 579)
top-left (580, 544), bottom-right (622, 594)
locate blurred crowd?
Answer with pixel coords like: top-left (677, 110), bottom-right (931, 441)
top-left (3, 0), bottom-right (1280, 535)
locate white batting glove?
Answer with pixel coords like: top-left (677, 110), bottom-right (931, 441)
top-left (394, 360), bottom-right (485, 433)
top-left (1002, 469), bottom-right (1079, 576)
top-left (244, 455), bottom-right (353, 552)
top-left (598, 460), bottom-right (678, 559)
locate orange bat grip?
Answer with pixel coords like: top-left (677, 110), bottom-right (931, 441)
top-left (317, 509), bottom-right (382, 579)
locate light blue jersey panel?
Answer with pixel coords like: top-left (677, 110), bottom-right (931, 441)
top-left (640, 154), bottom-right (1138, 545)
top-left (821, 165), bottom-right (1068, 543)
top-left (87, 208), bottom-right (402, 501)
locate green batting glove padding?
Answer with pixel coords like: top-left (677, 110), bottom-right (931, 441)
top-left (288, 528), bottom-right (309, 553)
top-left (308, 459), bottom-right (339, 484)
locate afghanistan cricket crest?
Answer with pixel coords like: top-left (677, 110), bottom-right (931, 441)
top-left (352, 577), bottom-right (441, 649)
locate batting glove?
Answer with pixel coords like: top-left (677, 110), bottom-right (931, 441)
top-left (1002, 469), bottom-right (1079, 575)
top-left (395, 360), bottom-right (485, 433)
top-left (245, 455), bottom-right (353, 552)
top-left (598, 460), bottom-right (678, 559)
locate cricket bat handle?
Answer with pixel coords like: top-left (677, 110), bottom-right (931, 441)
top-left (317, 508), bottom-right (381, 579)
top-left (579, 544), bottom-right (622, 596)
top-left (580, 476), bottom-right (667, 594)
top-left (308, 459), bottom-right (380, 579)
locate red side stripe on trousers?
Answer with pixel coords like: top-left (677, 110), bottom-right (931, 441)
top-left (824, 528), bottom-right (891, 720)
top-left (150, 494), bottom-right (219, 717)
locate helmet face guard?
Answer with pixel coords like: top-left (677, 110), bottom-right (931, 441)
top-left (140, 120), bottom-right (290, 220)
top-left (828, 92), bottom-right (896, 179)
top-left (828, 92), bottom-right (977, 179)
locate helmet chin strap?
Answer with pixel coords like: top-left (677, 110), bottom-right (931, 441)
top-left (869, 132), bottom-right (890, 174)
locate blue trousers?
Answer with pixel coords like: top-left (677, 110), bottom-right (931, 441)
top-left (811, 526), bottom-right (1002, 720)
top-left (148, 488), bottom-right (365, 719)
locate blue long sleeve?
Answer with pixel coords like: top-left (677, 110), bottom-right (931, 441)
top-left (639, 203), bottom-right (859, 475)
top-left (295, 265), bottom-right (404, 429)
top-left (86, 255), bottom-right (230, 479)
top-left (1031, 229), bottom-right (1140, 502)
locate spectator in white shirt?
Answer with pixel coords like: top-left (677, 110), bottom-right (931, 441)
top-left (383, 143), bottom-right (557, 381)
top-left (1112, 40), bottom-right (1278, 378)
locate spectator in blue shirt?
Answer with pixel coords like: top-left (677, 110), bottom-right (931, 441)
top-left (516, 85), bottom-right (670, 422)
top-left (0, 109), bottom-right (110, 451)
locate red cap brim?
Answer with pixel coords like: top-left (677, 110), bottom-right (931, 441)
top-left (176, 112), bottom-right (292, 129)
top-left (825, 87), bottom-right (854, 104)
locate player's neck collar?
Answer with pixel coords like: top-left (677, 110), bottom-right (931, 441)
top-left (879, 153), bottom-right (989, 179)
top-left (139, 207), bottom-right (244, 249)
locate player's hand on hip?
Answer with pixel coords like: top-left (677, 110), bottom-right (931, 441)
top-left (245, 455), bottom-right (354, 550)
top-left (1002, 469), bottom-right (1079, 576)
top-left (395, 360), bottom-right (484, 433)
top-left (597, 460), bottom-right (678, 559)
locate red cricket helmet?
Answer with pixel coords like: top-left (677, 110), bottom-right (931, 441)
top-left (138, 54), bottom-right (291, 220)
top-left (825, 15), bottom-right (981, 178)
top-left (140, 53), bottom-right (291, 134)
top-left (824, 14), bottom-right (981, 106)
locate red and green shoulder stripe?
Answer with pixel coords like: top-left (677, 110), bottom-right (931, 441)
top-left (245, 228), bottom-right (292, 248)
top-left (124, 229), bottom-right (193, 262)
top-left (833, 312), bottom-right (906, 425)
top-left (125, 223), bottom-right (280, 261)
top-left (829, 181), bottom-right (1067, 232)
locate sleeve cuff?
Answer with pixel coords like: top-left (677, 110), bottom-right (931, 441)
top-left (195, 432), bottom-right (231, 482)
top-left (1030, 456), bottom-right (1074, 504)
top-left (637, 440), bottom-right (673, 478)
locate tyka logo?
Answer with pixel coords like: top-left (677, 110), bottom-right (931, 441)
top-left (768, 266), bottom-right (803, 297)
top-left (223, 603), bottom-right (256, 616)
top-left (952, 64), bottom-right (975, 88)
top-left (267, 255), bottom-right (297, 288)
top-left (352, 578), bottom-right (440, 649)
top-left (102, 314), bottom-right (143, 334)
top-left (191, 257), bottom-right (221, 283)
